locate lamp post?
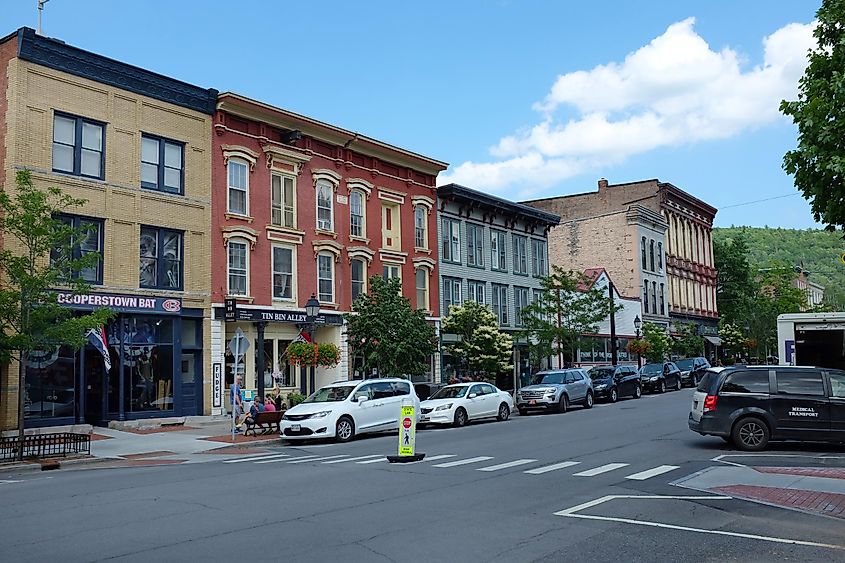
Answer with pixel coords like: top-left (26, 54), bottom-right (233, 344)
top-left (634, 315), bottom-right (642, 369)
top-left (303, 294), bottom-right (320, 395)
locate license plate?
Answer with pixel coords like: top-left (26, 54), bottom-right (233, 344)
top-left (530, 400), bottom-right (536, 405)
top-left (291, 424), bottom-right (300, 431)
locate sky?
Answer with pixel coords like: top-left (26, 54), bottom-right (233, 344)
top-left (3, 0), bottom-right (822, 229)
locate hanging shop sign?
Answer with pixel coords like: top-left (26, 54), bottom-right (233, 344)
top-left (55, 291), bottom-right (182, 315)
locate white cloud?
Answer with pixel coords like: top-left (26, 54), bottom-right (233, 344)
top-left (439, 18), bottom-right (815, 194)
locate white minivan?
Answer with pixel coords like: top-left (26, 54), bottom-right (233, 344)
top-left (280, 378), bottom-right (419, 443)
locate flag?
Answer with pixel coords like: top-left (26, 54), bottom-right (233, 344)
top-left (87, 325), bottom-right (111, 372)
top-left (292, 330), bottom-right (313, 344)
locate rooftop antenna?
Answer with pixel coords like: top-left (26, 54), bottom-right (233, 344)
top-left (37, 0), bottom-right (50, 35)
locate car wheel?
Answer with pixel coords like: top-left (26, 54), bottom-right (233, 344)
top-left (453, 407), bottom-right (468, 427)
top-left (497, 403), bottom-right (510, 421)
top-left (692, 374), bottom-right (699, 387)
top-left (633, 384), bottom-right (642, 399)
top-left (675, 377), bottom-right (683, 391)
top-left (518, 408), bottom-right (528, 416)
top-left (335, 416), bottom-right (355, 443)
top-left (557, 395), bottom-right (568, 414)
top-left (658, 379), bottom-right (666, 393)
top-left (583, 391), bottom-right (594, 409)
top-left (609, 388), bottom-right (618, 403)
top-left (732, 417), bottom-right (769, 451)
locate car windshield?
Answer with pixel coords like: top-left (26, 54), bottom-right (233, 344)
top-left (531, 372), bottom-right (565, 385)
top-left (303, 385), bottom-right (356, 403)
top-left (640, 364), bottom-right (662, 375)
top-left (589, 367), bottom-right (615, 380)
top-left (675, 359), bottom-right (695, 371)
top-left (430, 386), bottom-right (469, 399)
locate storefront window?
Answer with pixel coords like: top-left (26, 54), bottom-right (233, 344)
top-left (275, 340), bottom-right (296, 387)
top-left (25, 346), bottom-right (77, 421)
top-left (116, 317), bottom-right (174, 413)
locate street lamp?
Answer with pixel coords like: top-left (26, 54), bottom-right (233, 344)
top-left (303, 294), bottom-right (320, 395)
top-left (634, 315), bottom-right (642, 369)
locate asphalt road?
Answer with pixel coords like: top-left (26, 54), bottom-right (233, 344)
top-left (2, 388), bottom-right (845, 562)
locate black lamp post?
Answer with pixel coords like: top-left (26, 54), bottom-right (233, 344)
top-left (634, 315), bottom-right (642, 369)
top-left (303, 294), bottom-right (320, 395)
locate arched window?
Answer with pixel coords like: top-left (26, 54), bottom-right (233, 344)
top-left (227, 239), bottom-right (249, 296)
top-left (227, 158), bottom-right (249, 215)
top-left (351, 258), bottom-right (366, 302)
top-left (316, 180), bottom-right (334, 231)
top-left (641, 236), bottom-right (647, 270)
top-left (350, 190), bottom-right (365, 238)
top-left (317, 252), bottom-right (334, 303)
top-left (415, 205), bottom-right (427, 249)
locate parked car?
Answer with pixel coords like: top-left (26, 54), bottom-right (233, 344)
top-left (639, 362), bottom-right (683, 393)
top-left (515, 369), bottom-right (594, 415)
top-left (675, 357), bottom-right (711, 387)
top-left (280, 378), bottom-right (419, 443)
top-left (689, 365), bottom-right (845, 451)
top-left (419, 382), bottom-right (513, 427)
top-left (414, 382), bottom-right (446, 402)
top-left (588, 364), bottom-right (642, 402)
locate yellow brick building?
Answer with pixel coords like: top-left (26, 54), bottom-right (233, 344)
top-left (0, 28), bottom-right (217, 430)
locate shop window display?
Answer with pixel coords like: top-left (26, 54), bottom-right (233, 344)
top-left (25, 346), bottom-right (77, 421)
top-left (109, 317), bottom-right (174, 413)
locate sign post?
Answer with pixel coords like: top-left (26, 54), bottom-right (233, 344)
top-left (387, 398), bottom-right (425, 463)
top-left (228, 328), bottom-right (250, 442)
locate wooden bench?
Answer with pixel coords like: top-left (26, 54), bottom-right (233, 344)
top-left (244, 411), bottom-right (284, 436)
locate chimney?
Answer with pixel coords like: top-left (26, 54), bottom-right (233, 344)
top-left (598, 178), bottom-right (609, 192)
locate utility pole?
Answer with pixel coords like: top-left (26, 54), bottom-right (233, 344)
top-left (37, 0), bottom-right (50, 36)
top-left (609, 281), bottom-right (618, 366)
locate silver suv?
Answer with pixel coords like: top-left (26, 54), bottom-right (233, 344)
top-left (516, 369), bottom-right (594, 415)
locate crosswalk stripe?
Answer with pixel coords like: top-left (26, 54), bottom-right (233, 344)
top-left (422, 455), bottom-right (457, 462)
top-left (573, 463), bottom-right (629, 477)
top-left (256, 454), bottom-right (317, 465)
top-left (433, 456), bottom-right (494, 468)
top-left (356, 457), bottom-right (388, 464)
top-left (322, 455), bottom-right (383, 464)
top-left (288, 454), bottom-right (349, 464)
top-left (524, 461), bottom-right (580, 475)
top-left (625, 465), bottom-right (680, 481)
top-left (223, 454), bottom-right (290, 464)
top-left (478, 459), bottom-right (537, 472)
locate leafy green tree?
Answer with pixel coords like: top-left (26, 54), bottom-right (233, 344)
top-left (344, 276), bottom-right (436, 378)
top-left (442, 301), bottom-right (513, 379)
top-left (719, 322), bottom-right (745, 361)
top-left (713, 232), bottom-right (757, 326)
top-left (780, 0), bottom-right (845, 229)
top-left (0, 170), bottom-right (114, 453)
top-left (521, 266), bottom-right (619, 367)
top-left (642, 323), bottom-right (672, 363)
top-left (672, 322), bottom-right (704, 358)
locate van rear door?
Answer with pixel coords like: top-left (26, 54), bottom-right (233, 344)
top-left (772, 369), bottom-right (831, 439)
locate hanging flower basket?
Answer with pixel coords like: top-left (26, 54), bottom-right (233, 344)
top-left (626, 339), bottom-right (651, 355)
top-left (316, 343), bottom-right (341, 367)
top-left (284, 341), bottom-right (341, 368)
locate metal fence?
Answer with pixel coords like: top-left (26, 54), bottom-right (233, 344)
top-left (0, 432), bottom-right (91, 461)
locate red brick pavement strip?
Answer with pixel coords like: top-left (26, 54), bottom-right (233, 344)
top-left (754, 466), bottom-right (845, 481)
top-left (120, 451), bottom-right (177, 460)
top-left (712, 485), bottom-right (845, 520)
top-left (122, 425), bottom-right (198, 434)
top-left (90, 433), bottom-right (112, 441)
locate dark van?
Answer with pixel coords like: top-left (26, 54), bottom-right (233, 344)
top-left (689, 366), bottom-right (845, 451)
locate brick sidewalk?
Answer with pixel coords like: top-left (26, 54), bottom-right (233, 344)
top-left (712, 484), bottom-right (845, 519)
top-left (754, 467), bottom-right (845, 481)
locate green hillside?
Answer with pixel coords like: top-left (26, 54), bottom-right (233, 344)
top-left (713, 227), bottom-right (845, 306)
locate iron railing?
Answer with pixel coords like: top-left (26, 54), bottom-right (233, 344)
top-left (0, 432), bottom-right (90, 461)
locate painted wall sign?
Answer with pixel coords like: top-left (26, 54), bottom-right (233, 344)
top-left (55, 291), bottom-right (182, 315)
top-left (212, 363), bottom-right (223, 408)
top-left (214, 306), bottom-right (343, 326)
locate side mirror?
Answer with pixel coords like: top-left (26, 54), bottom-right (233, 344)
top-left (468, 393), bottom-right (477, 399)
top-left (355, 395), bottom-right (369, 403)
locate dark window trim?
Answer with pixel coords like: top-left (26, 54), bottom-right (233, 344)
top-left (140, 133), bottom-right (185, 195)
top-left (53, 213), bottom-right (105, 285)
top-left (139, 225), bottom-right (184, 291)
top-left (491, 229), bottom-right (508, 272)
top-left (441, 218), bottom-right (461, 264)
top-left (53, 111), bottom-right (106, 180)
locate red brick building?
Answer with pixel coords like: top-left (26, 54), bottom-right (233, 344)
top-left (210, 93), bottom-right (447, 407)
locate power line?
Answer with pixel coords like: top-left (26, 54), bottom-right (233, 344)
top-left (719, 193), bottom-right (801, 210)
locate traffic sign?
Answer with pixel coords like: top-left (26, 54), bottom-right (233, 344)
top-left (840, 252), bottom-right (845, 266)
top-left (228, 327), bottom-right (250, 357)
top-left (399, 405), bottom-right (415, 456)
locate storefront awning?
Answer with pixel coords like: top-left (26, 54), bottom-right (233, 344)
top-left (703, 336), bottom-right (722, 346)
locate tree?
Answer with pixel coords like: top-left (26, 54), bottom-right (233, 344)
top-left (642, 323), bottom-right (672, 363)
top-left (0, 170), bottom-right (113, 455)
top-left (344, 276), bottom-right (436, 378)
top-left (441, 300), bottom-right (513, 379)
top-left (744, 264), bottom-right (808, 360)
top-left (673, 322), bottom-right (704, 358)
top-left (780, 0), bottom-right (845, 229)
top-left (521, 266), bottom-right (619, 368)
top-left (713, 232), bottom-right (756, 326)
top-left (719, 322), bottom-right (745, 362)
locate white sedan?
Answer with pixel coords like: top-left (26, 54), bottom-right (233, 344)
top-left (419, 382), bottom-right (514, 427)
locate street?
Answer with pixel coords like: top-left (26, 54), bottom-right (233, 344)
top-left (2, 388), bottom-right (845, 562)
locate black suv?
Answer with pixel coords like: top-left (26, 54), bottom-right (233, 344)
top-left (675, 357), bottom-right (711, 387)
top-left (588, 365), bottom-right (642, 402)
top-left (639, 362), bottom-right (682, 393)
top-left (689, 365), bottom-right (845, 451)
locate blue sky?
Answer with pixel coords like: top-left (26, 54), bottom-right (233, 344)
top-left (5, 1), bottom-right (820, 228)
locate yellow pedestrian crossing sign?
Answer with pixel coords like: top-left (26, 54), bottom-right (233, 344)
top-left (841, 252), bottom-right (845, 266)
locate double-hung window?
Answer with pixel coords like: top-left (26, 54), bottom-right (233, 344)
top-left (642, 284), bottom-right (649, 313)
top-left (640, 236), bottom-right (647, 271)
top-left (467, 280), bottom-right (486, 305)
top-left (659, 283), bottom-right (665, 315)
top-left (414, 206), bottom-right (427, 249)
top-left (51, 215), bottom-right (104, 284)
top-left (227, 158), bottom-right (249, 215)
top-left (441, 218), bottom-right (461, 263)
top-left (139, 226), bottom-right (183, 290)
top-left (227, 240), bottom-right (248, 296)
top-left (52, 113), bottom-right (105, 179)
top-left (351, 258), bottom-right (366, 302)
top-left (416, 269), bottom-right (429, 311)
top-left (492, 284), bottom-right (509, 325)
top-left (532, 239), bottom-right (547, 276)
top-left (141, 134), bottom-right (183, 194)
top-left (317, 253), bottom-right (334, 303)
top-left (467, 224), bottom-right (484, 267)
top-left (272, 246), bottom-right (294, 300)
top-left (383, 264), bottom-right (401, 281)
top-left (442, 277), bottom-right (462, 315)
top-left (513, 235), bottom-right (528, 275)
top-left (316, 181), bottom-right (334, 231)
top-left (271, 173), bottom-right (296, 228)
top-left (350, 191), bottom-right (365, 238)
top-left (491, 230), bottom-right (507, 271)
top-left (514, 286), bottom-right (529, 326)
top-left (657, 242), bottom-right (663, 271)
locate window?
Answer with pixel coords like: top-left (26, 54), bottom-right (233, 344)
top-left (51, 215), bottom-right (104, 284)
top-left (532, 239), bottom-right (547, 276)
top-left (139, 227), bottom-right (183, 290)
top-left (775, 370), bottom-right (825, 396)
top-left (316, 180), bottom-right (334, 231)
top-left (414, 206), bottom-right (427, 248)
top-left (651, 281), bottom-right (658, 315)
top-left (513, 235), bottom-right (528, 275)
top-left (52, 113), bottom-right (104, 179)
top-left (829, 371), bottom-right (845, 398)
top-left (721, 370), bottom-right (769, 394)
top-left (441, 218), bottom-right (461, 263)
top-left (657, 242), bottom-right (663, 271)
top-left (492, 284), bottom-right (509, 325)
top-left (351, 258), bottom-right (366, 302)
top-left (141, 134), bottom-right (183, 194)
top-left (642, 284), bottom-right (649, 313)
top-left (442, 277), bottom-right (462, 315)
top-left (416, 268), bottom-right (429, 311)
top-left (317, 253), bottom-right (334, 303)
top-left (382, 204), bottom-right (400, 250)
top-left (383, 264), bottom-right (401, 281)
top-left (467, 224), bottom-right (484, 267)
top-left (272, 246), bottom-right (294, 300)
top-left (467, 280), bottom-right (486, 304)
top-left (350, 190), bottom-right (365, 238)
top-left (659, 283), bottom-right (665, 315)
top-left (514, 286), bottom-right (529, 326)
top-left (641, 236), bottom-right (647, 270)
top-left (649, 239), bottom-right (655, 272)
top-left (227, 159), bottom-right (248, 215)
top-left (271, 173), bottom-right (296, 228)
top-left (491, 230), bottom-right (507, 270)
top-left (227, 240), bottom-right (248, 296)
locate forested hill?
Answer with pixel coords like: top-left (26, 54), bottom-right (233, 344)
top-left (712, 227), bottom-right (845, 304)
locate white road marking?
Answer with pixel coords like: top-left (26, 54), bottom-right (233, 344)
top-left (478, 459), bottom-right (538, 472)
top-left (0, 479), bottom-right (22, 484)
top-left (356, 457), bottom-right (388, 464)
top-left (256, 454), bottom-right (318, 464)
top-left (433, 456), bottom-right (494, 468)
top-left (322, 455), bottom-right (382, 464)
top-left (573, 463), bottom-right (629, 477)
top-left (422, 455), bottom-right (457, 462)
top-left (288, 454), bottom-right (349, 464)
top-left (625, 465), bottom-right (680, 481)
top-left (223, 454), bottom-right (290, 464)
top-left (554, 495), bottom-right (844, 550)
top-left (525, 461), bottom-right (580, 475)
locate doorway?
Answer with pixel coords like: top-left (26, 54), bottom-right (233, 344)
top-left (83, 345), bottom-right (106, 426)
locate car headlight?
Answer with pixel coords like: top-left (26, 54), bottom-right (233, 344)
top-left (309, 411), bottom-right (332, 419)
top-left (435, 403), bottom-right (453, 411)
top-left (594, 384), bottom-right (606, 390)
top-left (650, 376), bottom-right (660, 382)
